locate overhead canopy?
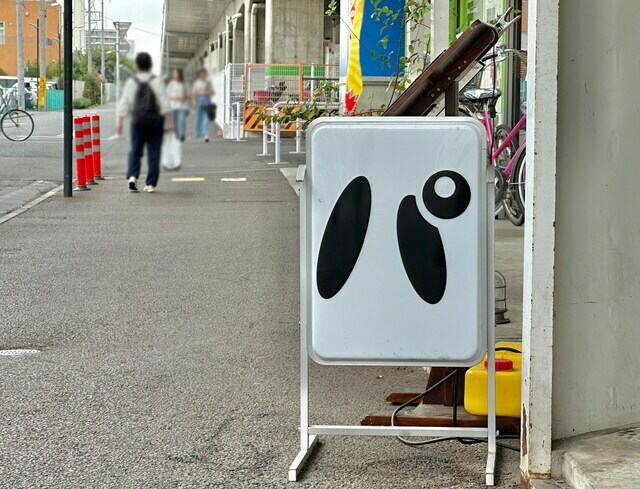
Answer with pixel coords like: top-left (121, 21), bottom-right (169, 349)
top-left (162, 0), bottom-right (227, 69)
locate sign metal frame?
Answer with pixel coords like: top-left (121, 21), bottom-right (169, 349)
top-left (289, 117), bottom-right (497, 486)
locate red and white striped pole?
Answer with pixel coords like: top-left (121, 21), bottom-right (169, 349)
top-left (83, 115), bottom-right (97, 185)
top-left (91, 113), bottom-right (104, 180)
top-left (74, 116), bottom-right (90, 191)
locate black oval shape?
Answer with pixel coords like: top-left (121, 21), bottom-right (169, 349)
top-left (397, 196), bottom-right (447, 304)
top-left (317, 176), bottom-right (372, 299)
top-left (422, 170), bottom-right (471, 219)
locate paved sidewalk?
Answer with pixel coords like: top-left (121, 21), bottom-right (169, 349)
top-left (0, 135), bottom-right (520, 488)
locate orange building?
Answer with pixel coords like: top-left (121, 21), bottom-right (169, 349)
top-left (0, 0), bottom-right (62, 76)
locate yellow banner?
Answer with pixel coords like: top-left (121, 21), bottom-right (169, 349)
top-left (345, 0), bottom-right (364, 113)
top-left (38, 76), bottom-right (46, 107)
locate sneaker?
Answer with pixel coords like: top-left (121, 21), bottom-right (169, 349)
top-left (204, 136), bottom-right (209, 143)
top-left (128, 177), bottom-right (138, 192)
top-left (143, 185), bottom-right (156, 193)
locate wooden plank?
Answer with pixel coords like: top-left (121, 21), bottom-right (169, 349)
top-left (383, 20), bottom-right (500, 116)
top-left (361, 413), bottom-right (520, 434)
top-left (386, 367), bottom-right (467, 406)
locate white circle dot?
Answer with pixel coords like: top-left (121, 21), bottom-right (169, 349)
top-left (434, 176), bottom-right (455, 198)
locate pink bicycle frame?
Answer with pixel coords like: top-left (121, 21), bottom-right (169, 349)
top-left (482, 112), bottom-right (526, 177)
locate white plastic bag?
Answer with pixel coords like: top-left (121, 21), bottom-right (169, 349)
top-left (161, 133), bottom-right (182, 171)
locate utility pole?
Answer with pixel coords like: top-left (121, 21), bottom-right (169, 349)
top-left (63, 0), bottom-right (73, 196)
top-left (87, 0), bottom-right (92, 73)
top-left (35, 20), bottom-right (40, 77)
top-left (100, 0), bottom-right (105, 104)
top-left (16, 0), bottom-right (25, 110)
top-left (114, 21), bottom-right (120, 109)
top-left (40, 0), bottom-right (46, 78)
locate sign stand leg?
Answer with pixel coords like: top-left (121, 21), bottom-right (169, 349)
top-left (289, 174), bottom-right (319, 482)
top-left (288, 342), bottom-right (318, 482)
top-left (485, 165), bottom-right (497, 486)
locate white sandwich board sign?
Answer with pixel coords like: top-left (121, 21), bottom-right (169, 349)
top-left (304, 117), bottom-right (488, 366)
top-left (291, 117), bottom-right (497, 485)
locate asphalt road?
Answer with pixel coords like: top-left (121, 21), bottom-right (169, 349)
top-left (0, 110), bottom-right (520, 488)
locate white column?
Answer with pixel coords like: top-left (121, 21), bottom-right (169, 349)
top-left (264, 0), bottom-right (273, 64)
top-left (430, 0), bottom-right (450, 59)
top-left (244, 1), bottom-right (251, 63)
top-left (520, 0), bottom-right (560, 480)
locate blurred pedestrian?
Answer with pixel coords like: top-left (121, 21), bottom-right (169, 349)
top-left (116, 52), bottom-right (173, 193)
top-left (192, 68), bottom-right (214, 142)
top-left (167, 68), bottom-right (189, 142)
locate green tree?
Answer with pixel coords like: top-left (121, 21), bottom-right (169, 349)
top-left (72, 48), bottom-right (136, 83)
top-left (25, 60), bottom-right (38, 78)
top-left (46, 61), bottom-right (62, 81)
top-left (83, 72), bottom-right (101, 105)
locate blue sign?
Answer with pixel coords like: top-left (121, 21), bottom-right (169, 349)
top-left (340, 0), bottom-right (406, 78)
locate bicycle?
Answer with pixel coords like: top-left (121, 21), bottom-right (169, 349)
top-left (459, 48), bottom-right (527, 226)
top-left (0, 86), bottom-right (35, 142)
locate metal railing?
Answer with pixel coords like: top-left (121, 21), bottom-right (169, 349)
top-left (257, 102), bottom-right (341, 164)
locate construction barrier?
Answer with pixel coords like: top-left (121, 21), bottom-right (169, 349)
top-left (244, 63), bottom-right (339, 133)
top-left (73, 117), bottom-right (90, 191)
top-left (82, 116), bottom-right (97, 185)
top-left (91, 114), bottom-right (103, 179)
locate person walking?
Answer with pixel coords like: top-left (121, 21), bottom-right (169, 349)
top-left (166, 68), bottom-right (189, 142)
top-left (192, 68), bottom-right (214, 142)
top-left (116, 53), bottom-right (173, 193)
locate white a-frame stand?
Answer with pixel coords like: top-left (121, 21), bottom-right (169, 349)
top-left (289, 118), bottom-right (497, 485)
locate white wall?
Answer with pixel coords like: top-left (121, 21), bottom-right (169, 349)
top-left (553, 0), bottom-right (640, 439)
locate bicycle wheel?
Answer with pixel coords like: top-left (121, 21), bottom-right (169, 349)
top-left (494, 124), bottom-right (516, 171)
top-left (512, 147), bottom-right (527, 212)
top-left (503, 191), bottom-right (524, 226)
top-left (1, 109), bottom-right (34, 141)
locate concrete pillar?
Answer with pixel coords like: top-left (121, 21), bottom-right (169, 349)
top-left (430, 0), bottom-right (450, 59)
top-left (520, 0), bottom-right (559, 480)
top-left (265, 0), bottom-right (324, 64)
top-left (553, 0), bottom-right (640, 438)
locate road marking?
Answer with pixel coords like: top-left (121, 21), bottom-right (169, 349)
top-left (0, 349), bottom-right (41, 356)
top-left (171, 177), bottom-right (205, 182)
top-left (221, 177), bottom-right (247, 182)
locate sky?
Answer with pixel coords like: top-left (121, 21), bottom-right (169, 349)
top-left (103, 0), bottom-right (164, 71)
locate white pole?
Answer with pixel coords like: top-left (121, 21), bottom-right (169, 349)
top-left (100, 0), bottom-right (105, 104)
top-left (262, 120), bottom-right (268, 154)
top-left (87, 0), bottom-right (92, 74)
top-left (225, 17), bottom-right (230, 66)
top-left (310, 64), bottom-right (315, 100)
top-left (235, 102), bottom-right (244, 142)
top-left (274, 111), bottom-right (280, 164)
top-left (16, 0), bottom-right (25, 110)
top-left (115, 23), bottom-right (120, 111)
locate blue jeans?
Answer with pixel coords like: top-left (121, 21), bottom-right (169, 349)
top-left (172, 109), bottom-right (188, 139)
top-left (195, 95), bottom-right (210, 139)
top-left (127, 122), bottom-right (163, 186)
